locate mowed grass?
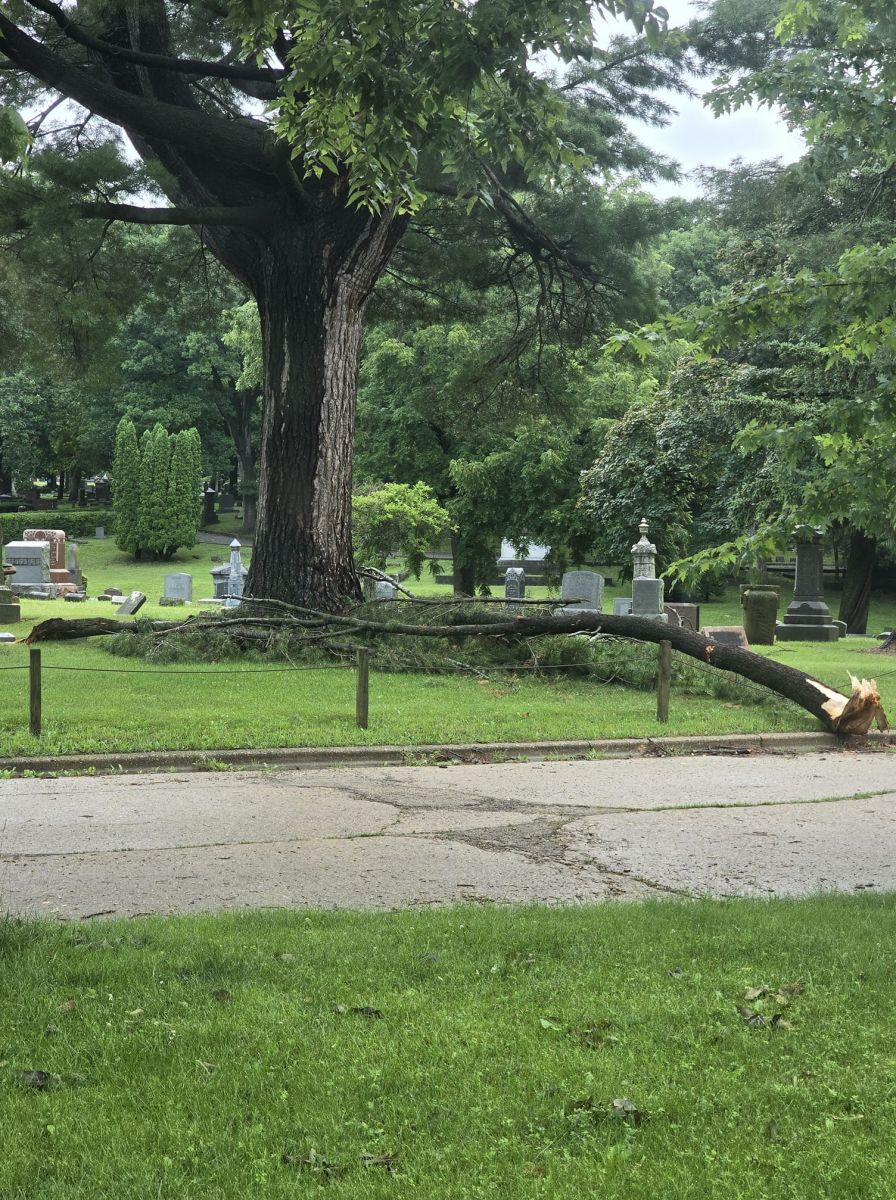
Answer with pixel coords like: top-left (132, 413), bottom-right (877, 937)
top-left (0, 537), bottom-right (893, 755)
top-left (1, 898), bottom-right (894, 1198)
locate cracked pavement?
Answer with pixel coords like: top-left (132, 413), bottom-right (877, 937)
top-left (1, 749), bottom-right (894, 919)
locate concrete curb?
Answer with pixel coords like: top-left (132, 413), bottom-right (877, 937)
top-left (0, 730), bottom-right (891, 777)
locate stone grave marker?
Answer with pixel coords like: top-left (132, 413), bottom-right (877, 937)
top-left (223, 539), bottom-right (245, 608)
top-left (663, 602), bottom-right (699, 631)
top-left (117, 591), bottom-right (147, 616)
top-left (24, 528), bottom-right (76, 594)
top-left (776, 526), bottom-right (840, 642)
top-left (163, 572), bottom-right (193, 604)
top-left (95, 527), bottom-right (106, 539)
top-left (504, 567), bottom-right (525, 612)
top-left (0, 584), bottom-right (20, 623)
top-left (66, 542), bottom-right (82, 586)
top-left (702, 625), bottom-right (750, 650)
top-left (373, 579), bottom-right (397, 601)
top-left (4, 540), bottom-right (50, 593)
top-left (632, 576), bottom-right (666, 621)
top-left (613, 597), bottom-right (633, 616)
top-left (559, 571), bottom-right (603, 613)
top-left (0, 632), bottom-right (16, 643)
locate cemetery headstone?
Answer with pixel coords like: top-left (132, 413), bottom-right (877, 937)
top-left (4, 541), bottom-right (50, 593)
top-left (94, 526), bottom-right (106, 539)
top-left (163, 572), bottom-right (193, 603)
top-left (631, 517), bottom-right (657, 579)
top-left (632, 577), bottom-right (666, 620)
top-left (663, 602), bottom-right (700, 631)
top-left (64, 592), bottom-right (87, 602)
top-left (66, 542), bottom-right (82, 586)
top-left (94, 480), bottom-right (111, 503)
top-left (0, 585), bottom-right (21, 623)
top-left (102, 586), bottom-right (123, 598)
top-left (202, 488), bottom-right (219, 525)
top-left (776, 527), bottom-right (840, 641)
top-left (117, 591), bottom-right (147, 616)
top-left (613, 597), bottom-right (633, 616)
top-left (24, 527), bottom-right (65, 570)
top-left (223, 539), bottom-right (245, 608)
top-left (0, 631), bottom-right (16, 643)
top-left (373, 579), bottom-right (397, 601)
top-left (218, 492), bottom-right (237, 513)
top-left (24, 527), bottom-right (77, 594)
top-left (504, 567), bottom-right (525, 612)
top-left (559, 570), bottom-right (603, 613)
top-left (702, 625), bottom-right (750, 650)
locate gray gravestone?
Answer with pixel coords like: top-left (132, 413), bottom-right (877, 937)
top-left (66, 542), bottom-right (82, 585)
top-left (4, 541), bottom-right (50, 592)
top-left (218, 492), bottom-right (237, 513)
top-left (776, 526), bottom-right (840, 641)
top-left (504, 567), bottom-right (525, 612)
top-left (613, 597), bottom-right (633, 616)
top-left (373, 580), bottom-right (397, 601)
top-left (94, 526), bottom-right (106, 539)
top-left (631, 518), bottom-right (657, 579)
top-left (0, 632), bottom-right (16, 643)
top-left (164, 572), bottom-right (193, 603)
top-left (0, 585), bottom-right (20, 623)
top-left (632, 576), bottom-right (666, 621)
top-left (117, 590), bottom-right (146, 616)
top-left (559, 571), bottom-right (603, 613)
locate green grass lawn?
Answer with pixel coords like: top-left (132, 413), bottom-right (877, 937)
top-left (0, 537), bottom-right (893, 757)
top-left (1, 897), bottom-right (894, 1198)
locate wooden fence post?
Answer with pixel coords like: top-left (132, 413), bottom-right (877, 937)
top-left (657, 639), bottom-right (671, 723)
top-left (29, 647), bottom-right (42, 737)
top-left (355, 647), bottom-right (370, 729)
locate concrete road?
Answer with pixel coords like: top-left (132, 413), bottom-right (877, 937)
top-left (1, 750), bottom-right (894, 919)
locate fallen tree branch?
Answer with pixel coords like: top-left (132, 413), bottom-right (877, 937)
top-left (23, 609), bottom-right (889, 734)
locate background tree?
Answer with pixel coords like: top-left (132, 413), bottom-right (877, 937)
top-left (0, 0), bottom-right (685, 607)
top-left (352, 483), bottom-right (449, 579)
top-left (112, 417), bottom-right (141, 555)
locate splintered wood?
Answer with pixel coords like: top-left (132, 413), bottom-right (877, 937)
top-left (809, 673), bottom-right (889, 735)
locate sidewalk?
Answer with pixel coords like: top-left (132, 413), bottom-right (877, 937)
top-left (2, 750), bottom-right (894, 919)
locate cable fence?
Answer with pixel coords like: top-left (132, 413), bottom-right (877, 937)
top-left (7, 631), bottom-right (797, 741)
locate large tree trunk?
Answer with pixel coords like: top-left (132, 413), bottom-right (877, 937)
top-left (245, 215), bottom-right (405, 610)
top-left (451, 533), bottom-right (477, 597)
top-left (838, 528), bottom-right (876, 635)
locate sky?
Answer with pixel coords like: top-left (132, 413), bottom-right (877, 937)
top-left (610, 0), bottom-right (806, 197)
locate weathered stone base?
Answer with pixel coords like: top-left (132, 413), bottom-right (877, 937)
top-left (0, 602), bottom-right (21, 622)
top-left (776, 621), bottom-right (840, 642)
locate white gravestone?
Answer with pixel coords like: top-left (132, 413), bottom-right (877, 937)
top-left (373, 580), bottom-right (397, 601)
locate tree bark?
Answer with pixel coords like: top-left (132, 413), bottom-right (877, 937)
top-left (838, 528), bottom-right (876, 635)
top-left (224, 389), bottom-right (258, 533)
top-left (67, 465), bottom-right (83, 505)
top-left (245, 214), bottom-right (406, 610)
top-left (451, 533), bottom-right (477, 597)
